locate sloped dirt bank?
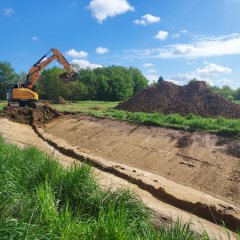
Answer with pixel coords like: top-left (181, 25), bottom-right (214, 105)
top-left (1, 118), bottom-right (238, 239)
top-left (116, 81), bottom-right (240, 119)
top-left (42, 115), bottom-right (240, 232)
top-left (45, 115), bottom-right (240, 207)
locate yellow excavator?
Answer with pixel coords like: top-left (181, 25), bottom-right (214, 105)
top-left (7, 48), bottom-right (77, 107)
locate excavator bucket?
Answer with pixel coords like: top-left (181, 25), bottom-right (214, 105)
top-left (59, 72), bottom-right (77, 83)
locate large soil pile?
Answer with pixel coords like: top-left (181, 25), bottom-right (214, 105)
top-left (116, 81), bottom-right (240, 119)
top-left (3, 104), bottom-right (60, 125)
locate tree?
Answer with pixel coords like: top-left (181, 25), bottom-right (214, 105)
top-left (221, 85), bottom-right (235, 100)
top-left (36, 67), bottom-right (67, 100)
top-left (65, 81), bottom-right (88, 101)
top-left (17, 71), bottom-right (27, 83)
top-left (77, 66), bottom-right (148, 101)
top-left (157, 76), bottom-right (164, 84)
top-left (234, 88), bottom-right (240, 103)
top-left (0, 61), bottom-right (18, 100)
top-left (128, 67), bottom-right (148, 93)
top-left (189, 78), bottom-right (198, 83)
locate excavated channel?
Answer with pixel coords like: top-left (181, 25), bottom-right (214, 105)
top-left (1, 103), bottom-right (240, 237)
top-left (33, 119), bottom-right (240, 233)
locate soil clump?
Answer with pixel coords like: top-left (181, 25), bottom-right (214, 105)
top-left (3, 104), bottom-right (60, 125)
top-left (116, 81), bottom-right (240, 119)
top-left (53, 96), bottom-right (68, 104)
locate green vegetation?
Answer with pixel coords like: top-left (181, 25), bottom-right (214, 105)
top-left (0, 102), bottom-right (6, 112)
top-left (0, 61), bottom-right (18, 100)
top-left (0, 62), bottom-right (148, 101)
top-left (53, 100), bottom-right (118, 112)
top-left (1, 60), bottom-right (240, 103)
top-left (53, 101), bottom-right (240, 137)
top-left (211, 85), bottom-right (240, 102)
top-left (37, 66), bottom-right (148, 101)
top-left (0, 136), bottom-right (217, 240)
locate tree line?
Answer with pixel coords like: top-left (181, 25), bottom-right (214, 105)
top-left (0, 61), bottom-right (148, 101)
top-left (1, 60), bottom-right (240, 102)
top-left (211, 85), bottom-right (240, 102)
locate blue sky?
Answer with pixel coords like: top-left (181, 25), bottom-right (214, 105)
top-left (1, 0), bottom-right (240, 88)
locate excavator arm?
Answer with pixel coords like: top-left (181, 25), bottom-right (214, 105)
top-left (25, 48), bottom-right (77, 89)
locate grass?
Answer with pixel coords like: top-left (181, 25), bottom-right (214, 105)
top-left (52, 101), bottom-right (240, 138)
top-left (1, 135), bottom-right (226, 240)
top-left (0, 101), bottom-right (6, 112)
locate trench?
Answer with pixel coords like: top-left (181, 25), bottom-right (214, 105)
top-left (32, 122), bottom-right (240, 233)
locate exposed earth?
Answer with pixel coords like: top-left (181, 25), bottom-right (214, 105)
top-left (3, 104), bottom-right (59, 125)
top-left (0, 117), bottom-right (239, 239)
top-left (116, 81), bottom-right (240, 119)
top-left (1, 102), bottom-right (240, 236)
top-left (45, 114), bottom-right (240, 208)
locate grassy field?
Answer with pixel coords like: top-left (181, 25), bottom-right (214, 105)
top-left (52, 101), bottom-right (240, 138)
top-left (0, 136), bottom-right (220, 240)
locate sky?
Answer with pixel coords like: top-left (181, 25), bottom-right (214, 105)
top-left (1, 0), bottom-right (240, 89)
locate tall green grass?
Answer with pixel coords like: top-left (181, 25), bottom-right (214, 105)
top-left (0, 136), bottom-right (222, 239)
top-left (52, 101), bottom-right (240, 138)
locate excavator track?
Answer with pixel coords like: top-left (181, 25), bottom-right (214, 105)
top-left (8, 102), bottom-right (45, 109)
top-left (8, 102), bottom-right (20, 108)
top-left (27, 102), bottom-right (45, 109)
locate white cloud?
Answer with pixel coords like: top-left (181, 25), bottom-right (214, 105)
top-left (163, 33), bottom-right (240, 58)
top-left (155, 31), bottom-right (169, 40)
top-left (66, 49), bottom-right (88, 58)
top-left (181, 30), bottom-right (188, 34)
top-left (32, 36), bottom-right (39, 41)
top-left (146, 69), bottom-right (157, 73)
top-left (87, 0), bottom-right (134, 23)
top-left (71, 59), bottom-right (102, 70)
top-left (2, 8), bottom-right (14, 16)
top-left (134, 14), bottom-right (160, 26)
top-left (123, 33), bottom-right (240, 60)
top-left (143, 63), bottom-right (154, 67)
top-left (145, 74), bottom-right (159, 83)
top-left (96, 46), bottom-right (109, 54)
top-left (196, 63), bottom-right (232, 76)
top-left (168, 63), bottom-right (233, 86)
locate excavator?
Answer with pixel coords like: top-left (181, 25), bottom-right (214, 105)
top-left (7, 48), bottom-right (77, 107)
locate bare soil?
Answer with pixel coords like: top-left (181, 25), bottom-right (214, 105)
top-left (116, 81), bottom-right (240, 118)
top-left (3, 104), bottom-right (59, 125)
top-left (53, 96), bottom-right (68, 104)
top-left (45, 114), bottom-right (240, 208)
top-left (0, 118), bottom-right (238, 239)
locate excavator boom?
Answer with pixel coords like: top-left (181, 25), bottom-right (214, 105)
top-left (26, 48), bottom-right (77, 89)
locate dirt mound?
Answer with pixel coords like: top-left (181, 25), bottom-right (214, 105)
top-left (53, 96), bottom-right (67, 104)
top-left (3, 104), bottom-right (60, 125)
top-left (116, 81), bottom-right (240, 119)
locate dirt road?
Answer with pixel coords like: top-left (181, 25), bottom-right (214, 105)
top-left (45, 114), bottom-right (240, 207)
top-left (0, 117), bottom-right (239, 239)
